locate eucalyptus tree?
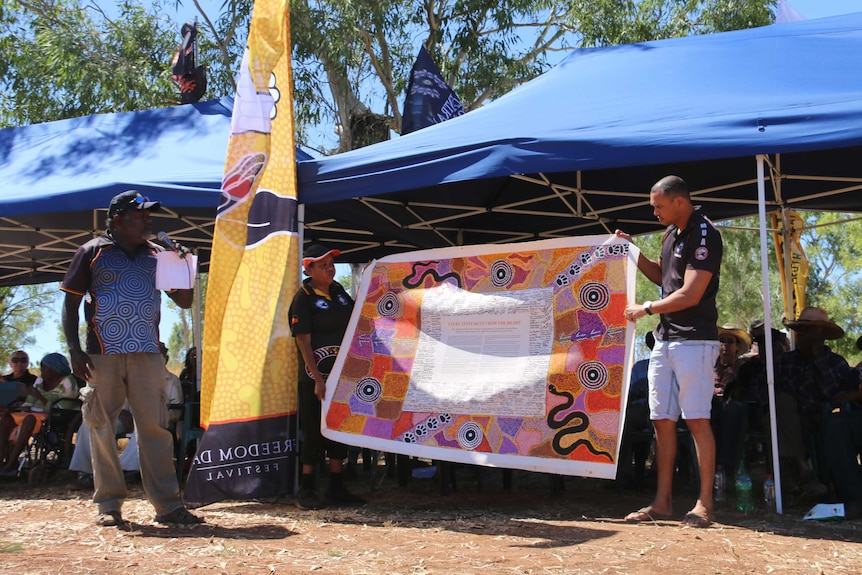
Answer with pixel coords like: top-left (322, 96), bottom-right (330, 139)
top-left (287, 0), bottom-right (776, 153)
top-left (0, 0), bottom-right (184, 126)
top-left (0, 285), bottom-right (54, 358)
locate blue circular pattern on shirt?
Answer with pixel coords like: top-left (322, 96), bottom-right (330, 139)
top-left (90, 247), bottom-right (160, 354)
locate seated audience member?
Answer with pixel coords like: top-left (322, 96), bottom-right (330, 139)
top-left (731, 320), bottom-right (788, 408)
top-left (774, 307), bottom-right (853, 503)
top-left (160, 343), bottom-right (184, 429)
top-left (1, 350), bottom-right (37, 406)
top-left (179, 347), bottom-right (198, 403)
top-left (2, 350), bottom-right (37, 385)
top-left (711, 325), bottom-right (751, 480)
top-left (0, 353), bottom-right (78, 476)
top-left (821, 335), bottom-right (862, 519)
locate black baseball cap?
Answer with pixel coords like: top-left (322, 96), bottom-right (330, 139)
top-left (108, 190), bottom-right (161, 219)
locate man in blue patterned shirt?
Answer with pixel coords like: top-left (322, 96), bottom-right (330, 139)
top-left (62, 190), bottom-right (202, 528)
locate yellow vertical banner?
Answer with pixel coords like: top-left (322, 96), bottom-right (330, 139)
top-left (185, 0), bottom-right (300, 507)
top-left (771, 210), bottom-right (809, 321)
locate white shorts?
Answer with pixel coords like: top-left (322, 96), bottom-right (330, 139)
top-left (648, 340), bottom-right (719, 421)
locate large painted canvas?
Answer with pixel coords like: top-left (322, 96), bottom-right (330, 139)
top-left (322, 236), bottom-right (639, 478)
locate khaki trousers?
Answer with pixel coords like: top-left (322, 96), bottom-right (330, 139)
top-left (82, 353), bottom-right (181, 516)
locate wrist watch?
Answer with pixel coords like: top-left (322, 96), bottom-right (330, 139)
top-left (643, 301), bottom-right (653, 315)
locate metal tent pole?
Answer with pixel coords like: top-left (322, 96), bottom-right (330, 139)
top-left (757, 155), bottom-right (783, 514)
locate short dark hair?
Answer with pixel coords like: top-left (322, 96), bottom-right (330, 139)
top-left (652, 175), bottom-right (690, 201)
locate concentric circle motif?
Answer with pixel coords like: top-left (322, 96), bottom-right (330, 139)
top-left (578, 281), bottom-right (611, 312)
top-left (457, 422), bottom-right (484, 450)
top-left (489, 259), bottom-right (514, 288)
top-left (354, 377), bottom-right (383, 403)
top-left (578, 360), bottom-right (609, 391)
top-left (376, 292), bottom-right (401, 317)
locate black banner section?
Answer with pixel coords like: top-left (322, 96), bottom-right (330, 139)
top-left (183, 414), bottom-right (296, 508)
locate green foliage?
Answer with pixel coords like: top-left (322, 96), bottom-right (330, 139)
top-left (0, 0), bottom-right (183, 126)
top-left (0, 284), bottom-right (55, 360)
top-left (713, 217), bottom-right (784, 330)
top-left (288, 0), bottom-right (775, 153)
top-left (800, 212), bottom-right (862, 364)
top-left (166, 271), bottom-right (207, 363)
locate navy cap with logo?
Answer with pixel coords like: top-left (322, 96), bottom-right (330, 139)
top-left (108, 190), bottom-right (161, 219)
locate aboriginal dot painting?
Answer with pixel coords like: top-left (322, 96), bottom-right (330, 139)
top-left (322, 236), bottom-right (638, 478)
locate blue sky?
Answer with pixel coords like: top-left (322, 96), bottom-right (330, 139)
top-left (17, 0), bottom-right (862, 364)
top-left (786, 0), bottom-right (860, 20)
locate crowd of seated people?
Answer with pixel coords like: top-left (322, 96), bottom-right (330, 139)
top-left (0, 352), bottom-right (78, 476)
top-left (707, 308), bottom-right (861, 517)
top-left (618, 332), bottom-right (654, 487)
top-left (0, 341), bottom-right (187, 486)
top-left (619, 307), bottom-right (862, 522)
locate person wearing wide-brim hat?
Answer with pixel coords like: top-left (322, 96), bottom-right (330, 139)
top-left (718, 324), bottom-right (752, 355)
top-left (782, 306), bottom-right (845, 340)
top-left (712, 325), bottom-right (751, 480)
top-left (773, 306), bottom-right (861, 515)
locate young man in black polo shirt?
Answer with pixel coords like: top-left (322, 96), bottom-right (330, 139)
top-left (616, 175), bottom-right (723, 528)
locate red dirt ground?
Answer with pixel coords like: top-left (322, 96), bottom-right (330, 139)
top-left (1, 463), bottom-right (861, 575)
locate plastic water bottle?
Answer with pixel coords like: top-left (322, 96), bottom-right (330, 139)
top-left (735, 461), bottom-right (755, 512)
top-left (713, 464), bottom-right (726, 504)
top-left (763, 474), bottom-right (776, 513)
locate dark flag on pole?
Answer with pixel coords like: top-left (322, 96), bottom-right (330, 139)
top-left (171, 21), bottom-right (207, 104)
top-left (401, 46), bottom-right (466, 135)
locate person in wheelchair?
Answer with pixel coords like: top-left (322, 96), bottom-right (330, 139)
top-left (0, 353), bottom-right (78, 476)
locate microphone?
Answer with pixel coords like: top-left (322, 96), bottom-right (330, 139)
top-left (157, 231), bottom-right (188, 258)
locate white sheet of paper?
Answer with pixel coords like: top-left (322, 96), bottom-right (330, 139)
top-left (156, 251), bottom-right (197, 290)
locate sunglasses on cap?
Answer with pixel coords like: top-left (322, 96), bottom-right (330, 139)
top-left (11, 357), bottom-right (28, 363)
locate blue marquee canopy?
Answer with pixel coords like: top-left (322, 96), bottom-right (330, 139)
top-left (0, 97), bottom-right (311, 285)
top-left (3, 14), bottom-right (862, 282)
top-left (297, 13), bottom-right (862, 260)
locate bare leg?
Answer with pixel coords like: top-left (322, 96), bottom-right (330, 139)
top-left (650, 418), bottom-right (678, 515)
top-left (0, 414), bottom-right (14, 465)
top-left (684, 417), bottom-right (715, 520)
top-left (2, 415), bottom-right (36, 472)
top-left (626, 418), bottom-right (677, 520)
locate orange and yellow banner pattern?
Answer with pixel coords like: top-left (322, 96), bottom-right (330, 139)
top-left (185, 0), bottom-right (299, 507)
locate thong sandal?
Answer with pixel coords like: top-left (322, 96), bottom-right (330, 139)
top-left (625, 506), bottom-right (673, 523)
top-left (682, 510), bottom-right (713, 528)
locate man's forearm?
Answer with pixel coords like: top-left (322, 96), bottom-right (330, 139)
top-left (61, 296), bottom-right (82, 351)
